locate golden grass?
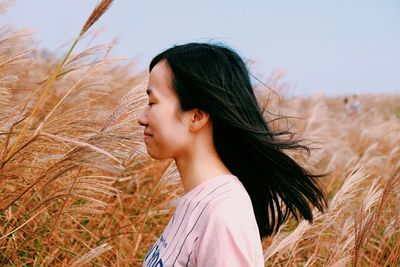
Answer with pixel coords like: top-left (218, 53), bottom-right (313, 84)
top-left (0, 2), bottom-right (399, 266)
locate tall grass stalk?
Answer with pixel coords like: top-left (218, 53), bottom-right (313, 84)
top-left (2, 0), bottom-right (114, 167)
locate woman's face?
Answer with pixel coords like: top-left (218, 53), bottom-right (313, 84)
top-left (138, 60), bottom-right (192, 160)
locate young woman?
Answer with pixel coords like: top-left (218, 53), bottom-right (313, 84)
top-left (138, 42), bottom-right (327, 267)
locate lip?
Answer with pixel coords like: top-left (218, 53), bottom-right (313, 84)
top-left (144, 132), bottom-right (153, 139)
top-left (144, 135), bottom-right (152, 143)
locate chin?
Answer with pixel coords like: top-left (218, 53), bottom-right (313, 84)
top-left (146, 148), bottom-right (164, 160)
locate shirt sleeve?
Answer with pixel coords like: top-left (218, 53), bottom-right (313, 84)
top-left (195, 200), bottom-right (264, 267)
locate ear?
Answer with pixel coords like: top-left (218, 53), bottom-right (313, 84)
top-left (189, 108), bottom-right (210, 132)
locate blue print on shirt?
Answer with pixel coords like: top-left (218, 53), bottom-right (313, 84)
top-left (144, 242), bottom-right (164, 267)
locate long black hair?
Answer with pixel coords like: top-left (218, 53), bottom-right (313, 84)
top-left (149, 42), bottom-right (327, 239)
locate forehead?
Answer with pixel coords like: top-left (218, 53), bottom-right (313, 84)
top-left (147, 60), bottom-right (176, 99)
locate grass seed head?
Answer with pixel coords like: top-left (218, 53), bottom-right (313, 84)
top-left (81, 0), bottom-right (114, 36)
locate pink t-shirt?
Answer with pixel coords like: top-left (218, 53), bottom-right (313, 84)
top-left (142, 174), bottom-right (264, 267)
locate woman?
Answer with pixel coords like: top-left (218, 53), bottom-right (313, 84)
top-left (138, 42), bottom-right (327, 266)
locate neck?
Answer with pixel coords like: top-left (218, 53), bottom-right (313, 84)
top-left (174, 143), bottom-right (232, 194)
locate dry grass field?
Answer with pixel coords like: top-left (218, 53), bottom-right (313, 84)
top-left (1, 2), bottom-right (399, 266)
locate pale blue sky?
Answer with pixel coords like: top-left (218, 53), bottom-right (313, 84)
top-left (1, 0), bottom-right (399, 96)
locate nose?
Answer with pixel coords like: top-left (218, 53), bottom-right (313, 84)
top-left (138, 108), bottom-right (148, 127)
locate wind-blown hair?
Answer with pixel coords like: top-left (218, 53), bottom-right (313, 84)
top-left (149, 42), bottom-right (327, 239)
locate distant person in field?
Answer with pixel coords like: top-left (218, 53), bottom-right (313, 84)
top-left (138, 42), bottom-right (327, 266)
top-left (351, 94), bottom-right (361, 114)
top-left (344, 95), bottom-right (361, 117)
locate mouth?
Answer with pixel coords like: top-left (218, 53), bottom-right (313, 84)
top-left (144, 133), bottom-right (152, 139)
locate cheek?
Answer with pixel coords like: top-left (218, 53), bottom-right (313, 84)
top-left (147, 111), bottom-right (190, 159)
top-left (162, 123), bottom-right (185, 141)
top-left (160, 121), bottom-right (189, 147)
top-left (148, 126), bottom-right (188, 159)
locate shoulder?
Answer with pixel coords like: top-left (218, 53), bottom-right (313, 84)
top-left (204, 192), bottom-right (257, 230)
top-left (192, 176), bottom-right (253, 215)
top-left (199, 178), bottom-right (258, 231)
top-left (194, 179), bottom-right (264, 266)
top-left (177, 175), bottom-right (257, 229)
